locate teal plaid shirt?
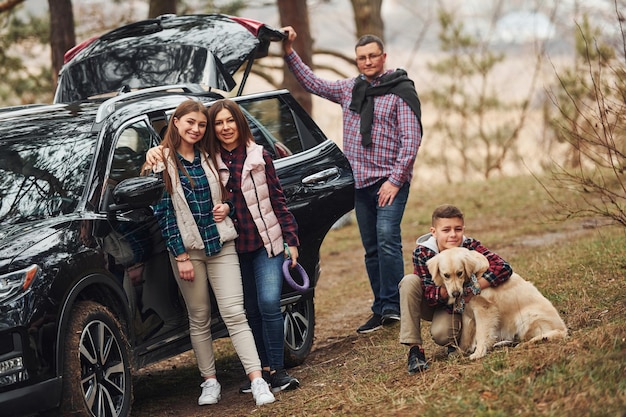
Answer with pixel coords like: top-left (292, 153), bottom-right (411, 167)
top-left (153, 150), bottom-right (223, 257)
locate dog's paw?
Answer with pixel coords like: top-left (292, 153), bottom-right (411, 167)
top-left (469, 348), bottom-right (487, 360)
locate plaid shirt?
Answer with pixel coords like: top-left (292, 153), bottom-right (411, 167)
top-left (152, 150), bottom-right (222, 257)
top-left (220, 145), bottom-right (299, 254)
top-left (413, 236), bottom-right (513, 309)
top-left (285, 51), bottom-right (421, 189)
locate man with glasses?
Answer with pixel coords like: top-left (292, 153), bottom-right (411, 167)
top-left (282, 27), bottom-right (423, 334)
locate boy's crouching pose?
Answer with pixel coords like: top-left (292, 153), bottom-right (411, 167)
top-left (399, 204), bottom-right (512, 374)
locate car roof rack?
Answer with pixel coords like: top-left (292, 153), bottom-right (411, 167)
top-left (95, 84), bottom-right (206, 123)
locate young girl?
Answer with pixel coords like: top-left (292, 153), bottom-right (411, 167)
top-left (149, 99), bottom-right (275, 406)
top-left (206, 99), bottom-right (301, 393)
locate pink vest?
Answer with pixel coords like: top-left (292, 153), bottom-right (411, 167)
top-left (218, 142), bottom-right (284, 257)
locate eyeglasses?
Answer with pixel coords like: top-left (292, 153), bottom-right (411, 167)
top-left (355, 52), bottom-right (384, 64)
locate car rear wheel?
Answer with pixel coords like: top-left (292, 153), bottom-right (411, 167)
top-left (60, 301), bottom-right (132, 417)
top-left (283, 293), bottom-right (314, 368)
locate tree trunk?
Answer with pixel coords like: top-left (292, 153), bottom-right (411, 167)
top-left (48, 0), bottom-right (75, 87)
top-left (277, 0), bottom-right (312, 114)
top-left (350, 0), bottom-right (384, 41)
top-left (149, 0), bottom-right (176, 18)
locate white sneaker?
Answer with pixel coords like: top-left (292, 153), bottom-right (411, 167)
top-left (250, 377), bottom-right (275, 406)
top-left (198, 378), bottom-right (221, 405)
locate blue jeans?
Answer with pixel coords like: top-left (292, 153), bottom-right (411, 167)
top-left (354, 181), bottom-right (409, 317)
top-left (240, 247), bottom-right (285, 371)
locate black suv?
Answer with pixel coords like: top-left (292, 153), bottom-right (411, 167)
top-left (0, 14), bottom-right (354, 417)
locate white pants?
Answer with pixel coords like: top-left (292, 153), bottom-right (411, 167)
top-left (170, 241), bottom-right (261, 377)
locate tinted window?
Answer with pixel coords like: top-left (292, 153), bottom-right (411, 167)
top-left (0, 133), bottom-right (96, 225)
top-left (109, 120), bottom-right (155, 183)
top-left (239, 98), bottom-right (303, 159)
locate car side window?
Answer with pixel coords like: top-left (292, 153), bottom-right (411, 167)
top-left (0, 133), bottom-right (95, 224)
top-left (239, 98), bottom-right (303, 159)
top-left (110, 121), bottom-right (155, 183)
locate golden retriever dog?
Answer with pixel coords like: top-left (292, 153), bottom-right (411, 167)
top-left (426, 247), bottom-right (568, 360)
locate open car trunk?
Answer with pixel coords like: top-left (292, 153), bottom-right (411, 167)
top-left (54, 14), bottom-right (285, 103)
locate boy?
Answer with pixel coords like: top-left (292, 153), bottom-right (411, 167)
top-left (399, 204), bottom-right (512, 373)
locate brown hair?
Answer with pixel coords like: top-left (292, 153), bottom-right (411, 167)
top-left (206, 99), bottom-right (254, 199)
top-left (206, 98), bottom-right (253, 157)
top-left (144, 99), bottom-right (226, 200)
top-left (431, 204), bottom-right (464, 226)
top-left (355, 34), bottom-right (384, 52)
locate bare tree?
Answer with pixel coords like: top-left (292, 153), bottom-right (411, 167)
top-left (423, 6), bottom-right (543, 181)
top-left (277, 0), bottom-right (313, 113)
top-left (546, 15), bottom-right (618, 169)
top-left (255, 0), bottom-right (389, 114)
top-left (48, 0), bottom-right (75, 86)
top-left (148, 0), bottom-right (176, 18)
top-left (540, 2), bottom-right (626, 227)
top-left (350, 0), bottom-right (384, 40)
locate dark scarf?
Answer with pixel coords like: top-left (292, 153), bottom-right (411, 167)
top-left (349, 69), bottom-right (423, 147)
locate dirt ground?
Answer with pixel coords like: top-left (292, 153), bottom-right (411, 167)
top-left (130, 213), bottom-right (599, 417)
top-left (131, 234), bottom-right (373, 417)
top-left (130, 211), bottom-right (606, 417)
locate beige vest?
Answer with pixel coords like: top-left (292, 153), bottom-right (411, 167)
top-left (156, 149), bottom-right (238, 251)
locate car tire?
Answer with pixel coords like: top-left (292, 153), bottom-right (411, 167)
top-left (283, 293), bottom-right (315, 368)
top-left (60, 301), bottom-right (133, 417)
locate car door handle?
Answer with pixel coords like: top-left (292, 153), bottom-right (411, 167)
top-left (302, 167), bottom-right (340, 185)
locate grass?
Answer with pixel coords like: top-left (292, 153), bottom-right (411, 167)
top-left (300, 173), bottom-right (626, 417)
top-left (131, 173), bottom-right (626, 417)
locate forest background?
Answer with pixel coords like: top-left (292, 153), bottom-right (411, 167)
top-left (1, 0), bottom-right (625, 222)
top-left (0, 1), bottom-right (625, 415)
